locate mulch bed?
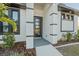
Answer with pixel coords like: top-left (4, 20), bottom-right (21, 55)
top-left (0, 41), bottom-right (36, 56)
top-left (53, 39), bottom-right (79, 46)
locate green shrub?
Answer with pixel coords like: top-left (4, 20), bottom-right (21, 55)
top-left (66, 32), bottom-right (72, 42)
top-left (2, 33), bottom-right (15, 48)
top-left (59, 34), bottom-right (67, 42)
top-left (77, 30), bottom-right (79, 40)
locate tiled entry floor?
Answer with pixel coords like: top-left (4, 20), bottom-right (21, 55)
top-left (34, 37), bottom-right (50, 47)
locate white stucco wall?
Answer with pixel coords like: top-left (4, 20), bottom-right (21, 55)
top-left (43, 4), bottom-right (59, 44)
top-left (26, 3), bottom-right (34, 49)
top-left (15, 9), bottom-right (26, 42)
top-left (42, 4), bottom-right (50, 41)
top-left (74, 15), bottom-right (78, 34)
top-left (43, 3), bottom-right (78, 44)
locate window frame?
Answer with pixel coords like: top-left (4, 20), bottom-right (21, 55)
top-left (11, 9), bottom-right (20, 34)
top-left (0, 8), bottom-right (20, 35)
top-left (61, 12), bottom-right (74, 32)
top-left (61, 12), bottom-right (74, 21)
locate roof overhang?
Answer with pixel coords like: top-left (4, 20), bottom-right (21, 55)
top-left (6, 3), bottom-right (26, 9)
top-left (58, 3), bottom-right (79, 16)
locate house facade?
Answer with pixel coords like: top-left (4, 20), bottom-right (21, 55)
top-left (0, 3), bottom-right (79, 49)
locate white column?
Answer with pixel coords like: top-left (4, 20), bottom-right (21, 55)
top-left (48, 3), bottom-right (59, 44)
top-left (51, 4), bottom-right (59, 44)
top-left (26, 3), bottom-right (34, 49)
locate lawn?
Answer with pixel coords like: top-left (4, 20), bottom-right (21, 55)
top-left (57, 44), bottom-right (79, 56)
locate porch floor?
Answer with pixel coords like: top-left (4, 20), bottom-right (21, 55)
top-left (34, 37), bottom-right (50, 47)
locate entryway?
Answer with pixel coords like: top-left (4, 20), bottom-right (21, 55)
top-left (34, 4), bottom-right (51, 48)
top-left (34, 16), bottom-right (42, 37)
top-left (34, 16), bottom-right (50, 47)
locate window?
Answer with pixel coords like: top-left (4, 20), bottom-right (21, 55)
top-left (11, 9), bottom-right (20, 34)
top-left (71, 15), bottom-right (74, 20)
top-left (0, 9), bottom-right (20, 35)
top-left (61, 13), bottom-right (65, 20)
top-left (3, 10), bottom-right (9, 33)
top-left (61, 12), bottom-right (74, 21)
top-left (66, 15), bottom-right (70, 20)
top-left (0, 22), bottom-right (3, 34)
top-left (0, 10), bottom-right (8, 34)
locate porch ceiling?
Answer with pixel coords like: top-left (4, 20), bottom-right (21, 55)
top-left (34, 3), bottom-right (46, 10)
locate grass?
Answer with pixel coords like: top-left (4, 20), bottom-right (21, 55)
top-left (57, 44), bottom-right (79, 56)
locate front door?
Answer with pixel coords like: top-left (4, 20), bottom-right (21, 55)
top-left (34, 16), bottom-right (42, 37)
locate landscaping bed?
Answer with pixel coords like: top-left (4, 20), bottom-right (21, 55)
top-left (0, 41), bottom-right (36, 56)
top-left (53, 39), bottom-right (79, 46)
top-left (57, 44), bottom-right (79, 56)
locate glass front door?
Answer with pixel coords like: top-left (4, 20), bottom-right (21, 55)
top-left (34, 16), bottom-right (42, 37)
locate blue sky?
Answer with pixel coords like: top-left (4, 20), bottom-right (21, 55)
top-left (65, 3), bottom-right (79, 10)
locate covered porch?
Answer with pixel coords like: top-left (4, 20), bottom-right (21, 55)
top-left (34, 3), bottom-right (51, 48)
top-left (26, 3), bottom-right (58, 49)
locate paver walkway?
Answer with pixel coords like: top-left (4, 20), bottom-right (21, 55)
top-left (36, 44), bottom-right (62, 56)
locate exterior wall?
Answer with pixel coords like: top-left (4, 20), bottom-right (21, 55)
top-left (15, 9), bottom-right (26, 42)
top-left (43, 3), bottom-right (78, 44)
top-left (42, 4), bottom-right (51, 41)
top-left (17, 3), bottom-right (78, 47)
top-left (0, 3), bottom-right (78, 48)
top-left (26, 4), bottom-right (34, 49)
top-left (57, 12), bottom-right (78, 41)
top-left (43, 4), bottom-right (59, 44)
top-left (74, 15), bottom-right (78, 34)
top-left (0, 3), bottom-right (34, 49)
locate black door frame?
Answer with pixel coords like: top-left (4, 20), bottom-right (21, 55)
top-left (34, 16), bottom-right (43, 37)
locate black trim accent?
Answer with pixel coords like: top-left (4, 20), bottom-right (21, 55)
top-left (26, 7), bottom-right (34, 10)
top-left (0, 8), bottom-right (20, 35)
top-left (26, 22), bottom-right (34, 23)
top-left (11, 9), bottom-right (20, 34)
top-left (50, 23), bottom-right (57, 25)
top-left (50, 13), bottom-right (58, 16)
top-left (50, 34), bottom-right (57, 36)
top-left (26, 35), bottom-right (34, 37)
top-left (7, 3), bottom-right (26, 9)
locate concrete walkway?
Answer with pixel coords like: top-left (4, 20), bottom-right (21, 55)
top-left (36, 44), bottom-right (62, 56)
top-left (34, 37), bottom-right (50, 47)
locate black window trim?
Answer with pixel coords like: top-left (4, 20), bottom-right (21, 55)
top-left (0, 8), bottom-right (20, 35)
top-left (11, 9), bottom-right (20, 35)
